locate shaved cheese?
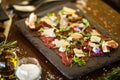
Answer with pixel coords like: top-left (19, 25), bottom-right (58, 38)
top-left (40, 16), bottom-right (57, 26)
top-left (89, 42), bottom-right (99, 47)
top-left (59, 46), bottom-right (66, 52)
top-left (59, 15), bottom-right (68, 29)
top-left (90, 36), bottom-right (101, 43)
top-left (73, 48), bottom-right (85, 57)
top-left (52, 39), bottom-right (69, 47)
top-left (49, 16), bottom-right (57, 22)
top-left (91, 30), bottom-right (101, 36)
top-left (63, 7), bottom-right (76, 14)
top-left (72, 14), bottom-right (79, 18)
top-left (79, 23), bottom-right (85, 28)
top-left (42, 28), bottom-right (55, 37)
top-left (52, 39), bottom-right (69, 52)
top-left (71, 33), bottom-right (83, 40)
top-left (67, 37), bottom-right (73, 41)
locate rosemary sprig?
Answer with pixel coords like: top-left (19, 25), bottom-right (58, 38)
top-left (0, 41), bottom-right (17, 49)
top-left (98, 67), bottom-right (120, 80)
top-left (0, 41), bottom-right (17, 54)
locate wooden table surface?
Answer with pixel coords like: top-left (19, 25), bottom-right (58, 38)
top-left (1, 0), bottom-right (120, 80)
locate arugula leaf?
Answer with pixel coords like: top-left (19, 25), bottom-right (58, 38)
top-left (66, 46), bottom-right (71, 53)
top-left (56, 34), bottom-right (67, 39)
top-left (72, 56), bottom-right (86, 66)
top-left (79, 40), bottom-right (84, 45)
top-left (57, 26), bottom-right (71, 32)
top-left (99, 40), bottom-right (104, 46)
top-left (81, 32), bottom-right (91, 38)
top-left (82, 18), bottom-right (90, 26)
top-left (70, 41), bottom-right (77, 46)
top-left (47, 12), bottom-right (55, 16)
top-left (82, 18), bottom-right (90, 32)
top-left (38, 28), bottom-right (44, 32)
top-left (55, 20), bottom-right (59, 26)
top-left (58, 9), bottom-right (65, 15)
top-left (68, 32), bottom-right (74, 36)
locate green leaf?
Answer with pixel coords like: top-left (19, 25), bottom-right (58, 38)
top-left (82, 18), bottom-right (90, 32)
top-left (57, 26), bottom-right (71, 32)
top-left (81, 32), bottom-right (91, 38)
top-left (79, 40), bottom-right (84, 45)
top-left (99, 40), bottom-right (104, 46)
top-left (82, 18), bottom-right (90, 26)
top-left (70, 41), bottom-right (77, 46)
top-left (47, 12), bottom-right (54, 16)
top-left (56, 34), bottom-right (67, 39)
top-left (38, 28), bottom-right (44, 32)
top-left (55, 20), bottom-right (59, 25)
top-left (66, 47), bottom-right (71, 53)
top-left (72, 56), bottom-right (86, 66)
top-left (58, 9), bottom-right (65, 15)
top-left (68, 32), bottom-right (74, 36)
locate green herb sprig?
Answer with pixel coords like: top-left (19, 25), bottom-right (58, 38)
top-left (98, 67), bottom-right (120, 80)
top-left (72, 56), bottom-right (86, 67)
top-left (82, 18), bottom-right (90, 32)
top-left (0, 41), bottom-right (17, 54)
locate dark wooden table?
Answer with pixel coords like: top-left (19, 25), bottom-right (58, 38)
top-left (1, 0), bottom-right (120, 80)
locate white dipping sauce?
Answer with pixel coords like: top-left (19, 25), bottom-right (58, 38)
top-left (15, 58), bottom-right (42, 80)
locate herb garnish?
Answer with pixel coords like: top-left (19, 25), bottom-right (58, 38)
top-left (0, 41), bottom-right (17, 54)
top-left (99, 67), bottom-right (120, 80)
top-left (72, 56), bottom-right (86, 67)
